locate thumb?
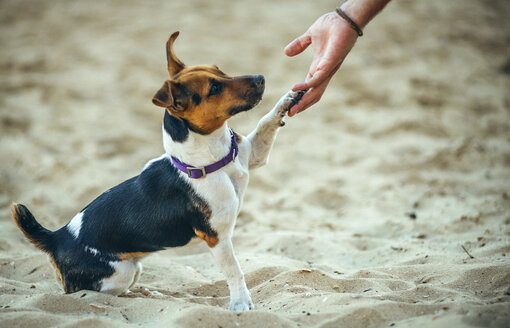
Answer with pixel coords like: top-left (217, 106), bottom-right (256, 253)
top-left (284, 33), bottom-right (311, 57)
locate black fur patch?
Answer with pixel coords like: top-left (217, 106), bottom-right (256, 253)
top-left (191, 93), bottom-right (201, 106)
top-left (51, 240), bottom-right (115, 293)
top-left (78, 156), bottom-right (214, 253)
top-left (50, 156), bottom-right (215, 293)
top-left (164, 111), bottom-right (189, 142)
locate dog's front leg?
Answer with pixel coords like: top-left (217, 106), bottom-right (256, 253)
top-left (247, 90), bottom-right (304, 169)
top-left (210, 238), bottom-right (253, 311)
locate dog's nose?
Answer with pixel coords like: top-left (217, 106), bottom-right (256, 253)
top-left (252, 75), bottom-right (265, 88)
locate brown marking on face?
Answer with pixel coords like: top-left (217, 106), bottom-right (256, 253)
top-left (153, 80), bottom-right (173, 108)
top-left (152, 32), bottom-right (265, 135)
top-left (118, 252), bottom-right (149, 261)
top-left (194, 229), bottom-right (219, 248)
top-left (154, 66), bottom-right (264, 134)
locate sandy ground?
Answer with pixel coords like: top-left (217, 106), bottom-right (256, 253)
top-left (1, 0), bottom-right (510, 327)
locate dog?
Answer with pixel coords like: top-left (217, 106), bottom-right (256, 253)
top-left (11, 31), bottom-right (303, 311)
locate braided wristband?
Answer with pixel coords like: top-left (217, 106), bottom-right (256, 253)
top-left (335, 7), bottom-right (363, 37)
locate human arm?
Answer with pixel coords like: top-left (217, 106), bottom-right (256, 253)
top-left (285, 0), bottom-right (391, 116)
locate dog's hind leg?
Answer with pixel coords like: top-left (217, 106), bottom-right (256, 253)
top-left (129, 262), bottom-right (143, 289)
top-left (209, 238), bottom-right (253, 311)
top-left (100, 259), bottom-right (139, 295)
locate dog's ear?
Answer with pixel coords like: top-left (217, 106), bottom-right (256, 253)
top-left (166, 31), bottom-right (185, 77)
top-left (152, 80), bottom-right (174, 108)
top-left (152, 80), bottom-right (186, 112)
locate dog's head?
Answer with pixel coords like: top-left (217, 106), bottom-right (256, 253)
top-left (152, 32), bottom-right (265, 135)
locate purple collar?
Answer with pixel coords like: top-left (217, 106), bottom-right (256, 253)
top-left (171, 129), bottom-right (238, 179)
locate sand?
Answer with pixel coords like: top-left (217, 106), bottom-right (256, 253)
top-left (1, 0), bottom-right (509, 327)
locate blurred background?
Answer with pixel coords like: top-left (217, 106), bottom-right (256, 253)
top-left (0, 0), bottom-right (509, 327)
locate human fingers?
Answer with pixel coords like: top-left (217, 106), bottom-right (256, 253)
top-left (288, 75), bottom-right (332, 116)
top-left (292, 61), bottom-right (340, 92)
top-left (287, 87), bottom-right (320, 116)
top-left (290, 56), bottom-right (321, 91)
top-left (291, 68), bottom-right (329, 91)
top-left (284, 33), bottom-right (312, 57)
top-left (293, 43), bottom-right (343, 91)
top-left (287, 90), bottom-right (318, 116)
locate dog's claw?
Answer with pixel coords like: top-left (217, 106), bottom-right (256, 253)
top-left (296, 90), bottom-right (307, 99)
top-left (274, 89), bottom-right (309, 126)
top-left (282, 89), bottom-right (308, 112)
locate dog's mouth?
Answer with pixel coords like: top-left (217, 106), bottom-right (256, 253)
top-left (229, 103), bottom-right (256, 115)
top-left (228, 75), bottom-right (265, 115)
top-left (228, 90), bottom-right (264, 115)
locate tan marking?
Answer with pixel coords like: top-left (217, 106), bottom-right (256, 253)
top-left (11, 204), bottom-right (65, 291)
top-left (153, 31), bottom-right (264, 135)
top-left (11, 204), bottom-right (48, 253)
top-left (48, 256), bottom-right (64, 290)
top-left (169, 69), bottom-right (262, 134)
top-left (172, 65), bottom-right (227, 80)
top-left (118, 252), bottom-right (149, 261)
top-left (166, 31), bottom-right (185, 77)
top-left (193, 199), bottom-right (212, 220)
top-left (169, 67), bottom-right (257, 133)
top-left (194, 229), bottom-right (219, 248)
top-left (233, 130), bottom-right (243, 143)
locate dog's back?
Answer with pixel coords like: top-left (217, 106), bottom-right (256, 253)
top-left (11, 155), bottom-right (218, 294)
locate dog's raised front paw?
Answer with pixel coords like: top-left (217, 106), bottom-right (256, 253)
top-left (274, 90), bottom-right (307, 125)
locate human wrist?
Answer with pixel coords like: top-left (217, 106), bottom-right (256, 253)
top-left (339, 0), bottom-right (370, 28)
top-left (339, 0), bottom-right (390, 29)
top-left (335, 7), bottom-right (363, 37)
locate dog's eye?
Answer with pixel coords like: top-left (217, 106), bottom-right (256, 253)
top-left (208, 81), bottom-right (222, 97)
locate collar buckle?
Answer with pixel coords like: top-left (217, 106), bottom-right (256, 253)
top-left (186, 167), bottom-right (206, 179)
top-left (172, 128), bottom-right (237, 179)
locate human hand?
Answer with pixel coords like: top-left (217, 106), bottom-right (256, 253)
top-left (284, 12), bottom-right (359, 116)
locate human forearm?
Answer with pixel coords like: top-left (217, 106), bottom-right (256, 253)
top-left (284, 0), bottom-right (390, 116)
top-left (339, 0), bottom-right (391, 29)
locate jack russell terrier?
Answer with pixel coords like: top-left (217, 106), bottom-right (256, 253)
top-left (12, 31), bottom-right (304, 311)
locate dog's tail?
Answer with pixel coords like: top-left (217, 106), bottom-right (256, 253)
top-left (11, 203), bottom-right (55, 253)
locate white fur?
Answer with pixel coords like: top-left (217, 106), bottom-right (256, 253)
top-left (142, 153), bottom-right (169, 171)
top-left (247, 93), bottom-right (293, 169)
top-left (162, 91), bottom-right (298, 310)
top-left (67, 211), bottom-right (84, 239)
top-left (84, 245), bottom-right (100, 256)
top-left (100, 259), bottom-right (142, 295)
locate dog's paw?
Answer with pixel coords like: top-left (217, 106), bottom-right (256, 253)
top-left (229, 298), bottom-right (254, 311)
top-left (274, 90), bottom-right (307, 125)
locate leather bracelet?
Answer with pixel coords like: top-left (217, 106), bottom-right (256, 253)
top-left (335, 7), bottom-right (363, 37)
